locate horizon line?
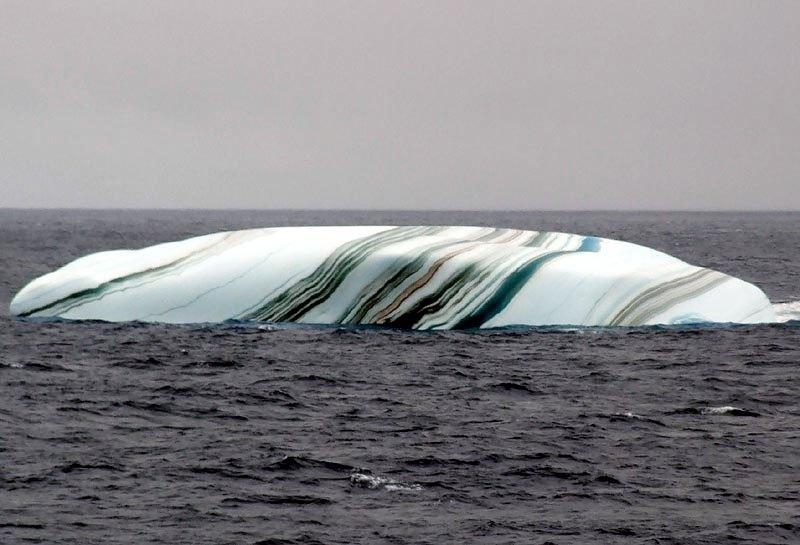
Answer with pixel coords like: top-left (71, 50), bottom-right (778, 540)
top-left (1, 206), bottom-right (798, 214)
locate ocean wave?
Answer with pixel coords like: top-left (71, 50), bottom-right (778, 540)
top-left (669, 406), bottom-right (761, 417)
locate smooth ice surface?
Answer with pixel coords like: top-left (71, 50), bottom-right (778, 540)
top-left (10, 226), bottom-right (776, 328)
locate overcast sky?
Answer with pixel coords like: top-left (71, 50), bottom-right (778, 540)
top-left (1, 1), bottom-right (798, 210)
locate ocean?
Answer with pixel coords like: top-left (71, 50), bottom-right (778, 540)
top-left (1, 209), bottom-right (798, 544)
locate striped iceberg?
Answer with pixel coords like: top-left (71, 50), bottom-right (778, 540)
top-left (9, 226), bottom-right (776, 328)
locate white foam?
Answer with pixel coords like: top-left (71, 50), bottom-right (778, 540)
top-left (350, 472), bottom-right (422, 492)
top-left (617, 411), bottom-right (644, 419)
top-left (702, 406), bottom-right (739, 415)
top-left (772, 300), bottom-right (800, 323)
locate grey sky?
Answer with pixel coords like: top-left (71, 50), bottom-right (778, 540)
top-left (1, 1), bottom-right (798, 210)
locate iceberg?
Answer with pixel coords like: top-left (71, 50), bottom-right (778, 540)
top-left (9, 226), bottom-right (776, 328)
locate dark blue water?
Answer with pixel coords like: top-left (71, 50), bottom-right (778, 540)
top-left (1, 210), bottom-right (798, 544)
